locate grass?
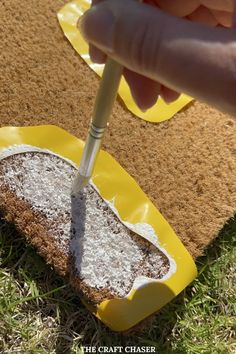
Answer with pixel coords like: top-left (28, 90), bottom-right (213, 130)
top-left (0, 217), bottom-right (235, 354)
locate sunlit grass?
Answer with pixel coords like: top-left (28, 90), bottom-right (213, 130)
top-left (0, 218), bottom-right (235, 353)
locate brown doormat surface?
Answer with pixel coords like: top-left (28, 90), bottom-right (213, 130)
top-left (0, 0), bottom-right (235, 259)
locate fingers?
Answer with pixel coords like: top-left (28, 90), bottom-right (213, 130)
top-left (199, 0), bottom-right (234, 27)
top-left (88, 0), bottom-right (179, 109)
top-left (151, 0), bottom-right (234, 15)
top-left (89, 45), bottom-right (106, 63)
top-left (123, 69), bottom-right (180, 109)
top-left (78, 0), bottom-right (164, 74)
top-left (89, 0), bottom-right (106, 63)
top-left (91, 0), bottom-right (179, 109)
top-left (123, 69), bottom-right (161, 111)
top-left (211, 10), bottom-right (233, 27)
top-left (146, 0), bottom-right (233, 28)
top-left (155, 0), bottom-right (199, 17)
top-left (79, 0), bottom-right (236, 116)
top-left (200, 0), bottom-right (234, 12)
top-left (187, 5), bottom-right (218, 26)
top-left (160, 86), bottom-right (181, 104)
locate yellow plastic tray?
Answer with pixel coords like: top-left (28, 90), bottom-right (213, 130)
top-left (57, 0), bottom-right (193, 123)
top-left (0, 125), bottom-right (197, 331)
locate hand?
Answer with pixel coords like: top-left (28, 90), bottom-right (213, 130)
top-left (79, 0), bottom-right (236, 116)
top-left (151, 0), bottom-right (234, 27)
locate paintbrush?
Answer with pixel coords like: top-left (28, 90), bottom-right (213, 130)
top-left (72, 58), bottom-right (123, 194)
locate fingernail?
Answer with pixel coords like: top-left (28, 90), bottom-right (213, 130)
top-left (78, 6), bottom-right (115, 53)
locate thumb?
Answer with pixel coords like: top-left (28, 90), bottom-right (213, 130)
top-left (79, 0), bottom-right (165, 78)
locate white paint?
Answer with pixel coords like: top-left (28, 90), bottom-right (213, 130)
top-left (0, 145), bottom-right (175, 298)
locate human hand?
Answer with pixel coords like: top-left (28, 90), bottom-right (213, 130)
top-left (151, 0), bottom-right (234, 27)
top-left (79, 0), bottom-right (236, 115)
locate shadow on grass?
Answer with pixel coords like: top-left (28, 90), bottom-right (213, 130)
top-left (0, 216), bottom-right (235, 353)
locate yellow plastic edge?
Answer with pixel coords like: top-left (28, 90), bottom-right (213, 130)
top-left (0, 125), bottom-right (197, 331)
top-left (57, 0), bottom-right (193, 123)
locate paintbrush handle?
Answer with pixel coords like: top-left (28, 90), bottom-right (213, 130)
top-left (75, 58), bottom-right (123, 188)
top-left (92, 58), bottom-right (123, 128)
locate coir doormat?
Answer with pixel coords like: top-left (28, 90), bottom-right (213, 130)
top-left (0, 1), bottom-right (235, 259)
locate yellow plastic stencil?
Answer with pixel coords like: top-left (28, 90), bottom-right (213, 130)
top-left (0, 125), bottom-right (197, 331)
top-left (57, 0), bottom-right (193, 123)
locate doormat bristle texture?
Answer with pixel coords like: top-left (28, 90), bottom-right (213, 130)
top-left (0, 0), bottom-right (235, 259)
top-left (0, 150), bottom-right (171, 306)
